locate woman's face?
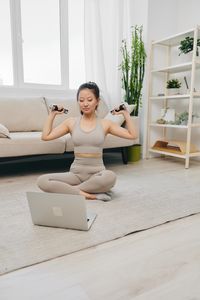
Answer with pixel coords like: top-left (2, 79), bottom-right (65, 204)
top-left (78, 88), bottom-right (99, 115)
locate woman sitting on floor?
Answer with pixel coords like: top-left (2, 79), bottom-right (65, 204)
top-left (37, 82), bottom-right (137, 201)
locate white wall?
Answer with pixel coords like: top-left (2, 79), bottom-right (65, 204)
top-left (147, 0), bottom-right (179, 41)
top-left (130, 0), bottom-right (149, 33)
top-left (177, 0), bottom-right (200, 32)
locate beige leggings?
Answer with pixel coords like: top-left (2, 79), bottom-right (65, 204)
top-left (37, 162), bottom-right (117, 195)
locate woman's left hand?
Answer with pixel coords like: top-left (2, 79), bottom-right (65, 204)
top-left (111, 106), bottom-right (128, 116)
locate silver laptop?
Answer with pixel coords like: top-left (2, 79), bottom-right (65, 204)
top-left (26, 191), bottom-right (97, 231)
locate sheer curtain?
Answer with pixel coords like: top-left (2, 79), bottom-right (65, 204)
top-left (84, 0), bottom-right (132, 108)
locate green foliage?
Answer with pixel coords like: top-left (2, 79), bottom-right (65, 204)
top-left (166, 78), bottom-right (181, 89)
top-left (175, 111), bottom-right (188, 125)
top-left (119, 25), bottom-right (146, 116)
top-left (179, 36), bottom-right (200, 56)
top-left (157, 110), bottom-right (200, 125)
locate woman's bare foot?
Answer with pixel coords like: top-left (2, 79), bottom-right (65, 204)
top-left (79, 190), bottom-right (97, 200)
top-left (79, 190), bottom-right (111, 201)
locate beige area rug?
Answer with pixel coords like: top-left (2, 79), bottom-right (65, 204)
top-left (1, 158), bottom-right (200, 275)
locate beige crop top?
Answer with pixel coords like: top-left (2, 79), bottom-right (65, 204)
top-left (71, 117), bottom-right (105, 155)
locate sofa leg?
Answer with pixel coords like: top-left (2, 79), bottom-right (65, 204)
top-left (121, 147), bottom-right (128, 164)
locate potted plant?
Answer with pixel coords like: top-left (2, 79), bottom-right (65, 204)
top-left (119, 25), bottom-right (146, 162)
top-left (174, 111), bottom-right (200, 125)
top-left (174, 111), bottom-right (189, 125)
top-left (179, 36), bottom-right (200, 56)
top-left (119, 25), bottom-right (146, 116)
top-left (166, 78), bottom-right (181, 95)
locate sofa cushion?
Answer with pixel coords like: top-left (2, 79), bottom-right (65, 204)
top-left (0, 124), bottom-right (10, 138)
top-left (103, 115), bottom-right (139, 148)
top-left (0, 97), bottom-right (48, 132)
top-left (97, 97), bottom-right (109, 118)
top-left (65, 133), bottom-right (75, 152)
top-left (103, 134), bottom-right (138, 148)
top-left (0, 132), bottom-right (65, 157)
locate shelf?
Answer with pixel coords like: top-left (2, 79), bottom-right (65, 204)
top-left (191, 123), bottom-right (200, 128)
top-left (150, 123), bottom-right (187, 129)
top-left (149, 148), bottom-right (186, 158)
top-left (149, 148), bottom-right (200, 158)
top-left (150, 94), bottom-right (190, 100)
top-left (151, 59), bottom-right (200, 73)
top-left (150, 93), bottom-right (200, 100)
top-left (189, 152), bottom-right (200, 157)
top-left (147, 26), bottom-right (200, 168)
top-left (150, 123), bottom-right (200, 128)
top-left (152, 27), bottom-right (200, 46)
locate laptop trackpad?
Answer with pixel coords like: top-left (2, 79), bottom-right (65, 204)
top-left (52, 206), bottom-right (63, 217)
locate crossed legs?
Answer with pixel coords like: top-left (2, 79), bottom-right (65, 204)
top-left (37, 170), bottom-right (117, 200)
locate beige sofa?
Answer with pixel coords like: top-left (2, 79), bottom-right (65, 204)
top-left (0, 97), bottom-right (139, 164)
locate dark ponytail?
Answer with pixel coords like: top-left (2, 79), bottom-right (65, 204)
top-left (76, 81), bottom-right (100, 100)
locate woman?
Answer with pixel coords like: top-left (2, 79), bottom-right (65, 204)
top-left (37, 82), bottom-right (137, 201)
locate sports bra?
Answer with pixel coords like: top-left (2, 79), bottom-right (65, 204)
top-left (71, 116), bottom-right (105, 155)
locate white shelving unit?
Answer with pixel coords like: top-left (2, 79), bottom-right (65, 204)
top-left (146, 26), bottom-right (200, 168)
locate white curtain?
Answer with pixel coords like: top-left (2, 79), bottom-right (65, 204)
top-left (84, 0), bottom-right (132, 108)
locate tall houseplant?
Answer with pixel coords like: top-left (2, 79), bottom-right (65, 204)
top-left (119, 25), bottom-right (146, 116)
top-left (119, 25), bottom-right (146, 163)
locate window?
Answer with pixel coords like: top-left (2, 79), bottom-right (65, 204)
top-left (68, 0), bottom-right (85, 89)
top-left (0, 0), bottom-right (85, 90)
top-left (0, 0), bottom-right (13, 85)
top-left (21, 0), bottom-right (61, 85)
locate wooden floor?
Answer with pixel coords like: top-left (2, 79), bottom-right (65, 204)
top-left (0, 156), bottom-right (200, 299)
top-left (0, 213), bottom-right (200, 299)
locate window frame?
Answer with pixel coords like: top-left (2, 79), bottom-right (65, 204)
top-left (1, 0), bottom-right (69, 91)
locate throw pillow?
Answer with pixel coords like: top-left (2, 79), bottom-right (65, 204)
top-left (0, 124), bottom-right (10, 138)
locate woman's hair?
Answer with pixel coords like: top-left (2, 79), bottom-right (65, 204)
top-left (76, 81), bottom-right (100, 101)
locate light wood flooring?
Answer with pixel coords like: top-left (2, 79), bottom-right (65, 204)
top-left (0, 156), bottom-right (200, 300)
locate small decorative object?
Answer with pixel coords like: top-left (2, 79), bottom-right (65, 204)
top-left (183, 76), bottom-right (197, 93)
top-left (178, 36), bottom-right (200, 56)
top-left (152, 140), bottom-right (198, 155)
top-left (166, 78), bottom-right (181, 95)
top-left (160, 107), bottom-right (175, 123)
top-left (156, 118), bottom-right (166, 124)
top-left (184, 76), bottom-right (189, 90)
top-left (192, 113), bottom-right (200, 124)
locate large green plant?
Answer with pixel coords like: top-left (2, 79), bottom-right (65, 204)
top-left (119, 25), bottom-right (146, 116)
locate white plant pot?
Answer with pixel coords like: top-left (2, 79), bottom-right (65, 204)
top-left (167, 88), bottom-right (180, 96)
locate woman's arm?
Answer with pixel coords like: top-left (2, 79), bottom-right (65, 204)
top-left (41, 110), bottom-right (72, 141)
top-left (104, 110), bottom-right (138, 140)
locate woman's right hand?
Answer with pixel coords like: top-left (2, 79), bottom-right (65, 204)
top-left (49, 105), bottom-right (65, 116)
